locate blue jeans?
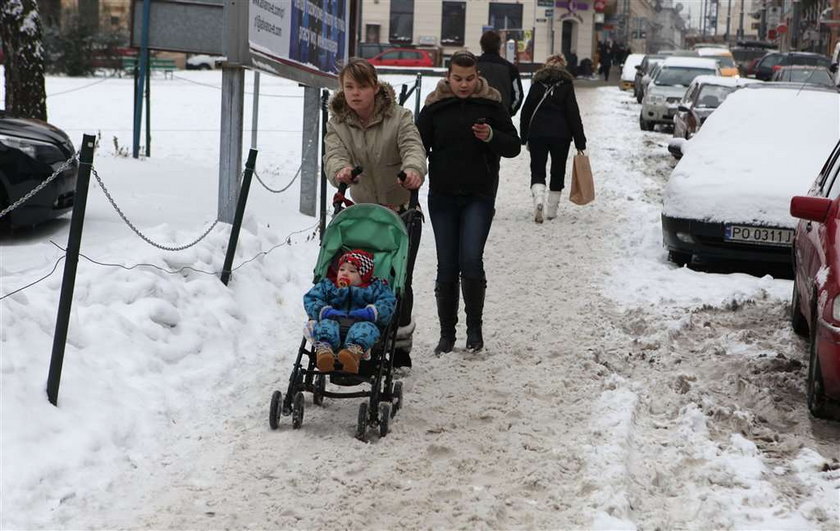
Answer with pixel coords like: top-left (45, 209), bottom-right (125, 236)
top-left (428, 192), bottom-right (495, 283)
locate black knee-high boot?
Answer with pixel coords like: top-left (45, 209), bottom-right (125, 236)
top-left (434, 281), bottom-right (459, 354)
top-left (461, 276), bottom-right (486, 352)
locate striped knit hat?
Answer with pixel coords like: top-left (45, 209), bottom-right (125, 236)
top-left (338, 249), bottom-right (375, 285)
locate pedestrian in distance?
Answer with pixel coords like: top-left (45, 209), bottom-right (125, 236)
top-left (323, 57), bottom-right (427, 368)
top-left (416, 50), bottom-right (521, 355)
top-left (304, 249), bottom-right (397, 374)
top-left (476, 30), bottom-right (524, 117)
top-left (518, 53), bottom-right (587, 223)
top-left (599, 41), bottom-right (613, 81)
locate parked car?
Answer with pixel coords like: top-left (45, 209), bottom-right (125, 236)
top-left (770, 65), bottom-right (836, 89)
top-left (754, 51), bottom-right (832, 81)
top-left (640, 56), bottom-right (720, 131)
top-left (358, 43), bottom-right (392, 60)
top-left (662, 84), bottom-right (839, 267)
top-left (0, 112), bottom-right (78, 228)
top-left (620, 53), bottom-right (645, 91)
top-left (696, 47), bottom-right (740, 77)
top-left (369, 48), bottom-right (434, 67)
top-left (635, 54), bottom-right (667, 103)
top-left (186, 54), bottom-right (224, 70)
top-left (790, 139), bottom-right (840, 419)
top-left (672, 75), bottom-right (759, 139)
top-left (732, 45), bottom-right (777, 75)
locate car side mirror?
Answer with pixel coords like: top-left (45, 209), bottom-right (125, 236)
top-left (790, 195), bottom-right (832, 223)
top-left (635, 65), bottom-right (642, 71)
top-left (677, 105), bottom-right (690, 113)
top-left (667, 138), bottom-right (685, 159)
top-left (831, 63), bottom-right (838, 74)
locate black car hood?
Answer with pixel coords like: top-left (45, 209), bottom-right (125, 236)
top-left (0, 111), bottom-right (74, 156)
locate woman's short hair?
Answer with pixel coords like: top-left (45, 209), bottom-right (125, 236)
top-left (339, 57), bottom-right (378, 87)
top-left (449, 49), bottom-right (478, 71)
top-left (545, 54), bottom-right (567, 68)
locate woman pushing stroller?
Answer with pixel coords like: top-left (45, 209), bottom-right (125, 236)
top-left (323, 57), bottom-right (427, 368)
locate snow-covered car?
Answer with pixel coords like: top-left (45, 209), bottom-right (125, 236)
top-left (662, 84), bottom-right (840, 267)
top-left (186, 54), bottom-right (224, 70)
top-left (620, 53), bottom-right (645, 91)
top-left (635, 54), bottom-right (666, 103)
top-left (0, 111), bottom-right (77, 228)
top-left (640, 57), bottom-right (720, 131)
top-left (672, 75), bottom-right (759, 140)
top-left (790, 138), bottom-right (840, 420)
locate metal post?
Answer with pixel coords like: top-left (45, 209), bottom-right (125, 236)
top-left (300, 85), bottom-right (320, 216)
top-left (726, 0), bottom-right (733, 42)
top-left (47, 134), bottom-right (96, 406)
top-left (414, 72), bottom-right (422, 119)
top-left (791, 0), bottom-right (801, 49)
top-left (218, 65), bottom-right (245, 223)
top-left (133, 0), bottom-right (150, 159)
top-left (701, 0), bottom-right (707, 36)
top-left (145, 47), bottom-right (151, 157)
top-left (737, 0), bottom-right (745, 40)
top-left (221, 148), bottom-right (258, 285)
top-left (251, 71), bottom-right (260, 150)
top-left (318, 89), bottom-right (329, 240)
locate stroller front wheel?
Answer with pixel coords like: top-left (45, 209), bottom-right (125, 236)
top-left (378, 402), bottom-right (391, 437)
top-left (313, 374), bottom-right (326, 406)
top-left (355, 402), bottom-right (368, 441)
top-left (269, 390), bottom-right (282, 430)
top-left (292, 391), bottom-right (305, 429)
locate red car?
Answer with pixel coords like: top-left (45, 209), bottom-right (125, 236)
top-left (790, 138), bottom-right (840, 420)
top-left (368, 48), bottom-right (434, 68)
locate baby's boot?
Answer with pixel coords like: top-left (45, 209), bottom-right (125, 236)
top-left (337, 344), bottom-right (365, 374)
top-left (315, 342), bottom-right (336, 372)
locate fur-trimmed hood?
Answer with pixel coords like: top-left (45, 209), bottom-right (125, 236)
top-left (424, 76), bottom-right (502, 107)
top-left (329, 82), bottom-right (397, 128)
top-left (532, 64), bottom-right (574, 85)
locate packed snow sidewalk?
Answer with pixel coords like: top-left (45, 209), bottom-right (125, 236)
top-left (1, 74), bottom-right (838, 529)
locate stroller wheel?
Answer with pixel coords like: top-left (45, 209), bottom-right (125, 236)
top-left (313, 374), bottom-right (326, 406)
top-left (269, 390), bottom-right (282, 430)
top-left (355, 402), bottom-right (368, 441)
top-left (392, 381), bottom-right (403, 417)
top-left (378, 402), bottom-right (391, 437)
top-left (291, 391), bottom-right (305, 429)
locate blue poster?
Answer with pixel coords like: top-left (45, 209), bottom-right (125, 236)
top-left (289, 0), bottom-right (347, 74)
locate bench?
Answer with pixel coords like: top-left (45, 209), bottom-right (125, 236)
top-left (121, 57), bottom-right (176, 79)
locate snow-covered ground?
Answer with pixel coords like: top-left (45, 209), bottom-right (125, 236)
top-left (1, 70), bottom-right (838, 529)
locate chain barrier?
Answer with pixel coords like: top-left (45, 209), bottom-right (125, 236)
top-left (0, 223), bottom-right (319, 302)
top-left (0, 154), bottom-right (79, 220)
top-left (91, 166), bottom-right (220, 251)
top-left (252, 139), bottom-right (317, 194)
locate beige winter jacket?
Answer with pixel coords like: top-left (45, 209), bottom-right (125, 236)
top-left (324, 83), bottom-right (427, 207)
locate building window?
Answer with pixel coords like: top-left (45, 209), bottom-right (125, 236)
top-left (441, 1), bottom-right (466, 46)
top-left (366, 24), bottom-right (381, 43)
top-left (389, 0), bottom-right (414, 44)
top-left (488, 3), bottom-right (523, 30)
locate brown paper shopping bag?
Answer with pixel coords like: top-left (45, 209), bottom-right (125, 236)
top-left (569, 152), bottom-right (595, 205)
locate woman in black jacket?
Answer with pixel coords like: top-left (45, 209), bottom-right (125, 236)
top-left (416, 50), bottom-right (521, 354)
top-left (519, 54), bottom-right (587, 223)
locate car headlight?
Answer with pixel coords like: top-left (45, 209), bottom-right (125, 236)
top-left (0, 133), bottom-right (55, 159)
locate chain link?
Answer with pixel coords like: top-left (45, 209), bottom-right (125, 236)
top-left (252, 138), bottom-right (317, 194)
top-left (0, 153), bottom-right (79, 220)
top-left (91, 166), bottom-right (220, 252)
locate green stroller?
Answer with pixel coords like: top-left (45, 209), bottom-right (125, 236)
top-left (268, 176), bottom-right (420, 441)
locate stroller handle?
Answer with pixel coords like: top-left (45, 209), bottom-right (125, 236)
top-left (397, 171), bottom-right (420, 210)
top-left (333, 166), bottom-right (363, 214)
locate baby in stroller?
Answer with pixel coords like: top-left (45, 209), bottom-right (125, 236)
top-left (303, 249), bottom-right (397, 374)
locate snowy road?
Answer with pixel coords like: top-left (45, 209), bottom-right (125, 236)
top-left (3, 75), bottom-right (838, 529)
top-left (79, 87), bottom-right (839, 529)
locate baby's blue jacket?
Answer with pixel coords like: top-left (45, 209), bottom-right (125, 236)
top-left (303, 278), bottom-right (397, 326)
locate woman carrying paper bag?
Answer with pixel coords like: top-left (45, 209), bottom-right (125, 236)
top-left (519, 53), bottom-right (588, 222)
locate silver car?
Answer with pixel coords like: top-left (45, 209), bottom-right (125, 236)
top-left (640, 57), bottom-right (720, 131)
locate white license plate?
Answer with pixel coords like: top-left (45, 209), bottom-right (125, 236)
top-left (724, 225), bottom-right (794, 246)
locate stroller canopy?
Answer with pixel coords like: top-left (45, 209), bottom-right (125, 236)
top-left (314, 204), bottom-right (410, 295)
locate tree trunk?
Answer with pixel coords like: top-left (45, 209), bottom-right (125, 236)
top-left (1, 0), bottom-right (47, 121)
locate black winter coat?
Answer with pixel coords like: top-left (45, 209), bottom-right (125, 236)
top-left (519, 65), bottom-right (587, 150)
top-left (417, 78), bottom-right (521, 198)
top-left (477, 52), bottom-right (524, 116)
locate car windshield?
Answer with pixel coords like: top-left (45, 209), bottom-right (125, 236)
top-left (781, 69), bottom-right (833, 85)
top-left (655, 67), bottom-right (716, 87)
top-left (695, 85), bottom-right (734, 108)
top-left (785, 55), bottom-right (831, 67)
top-left (716, 57), bottom-right (736, 68)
